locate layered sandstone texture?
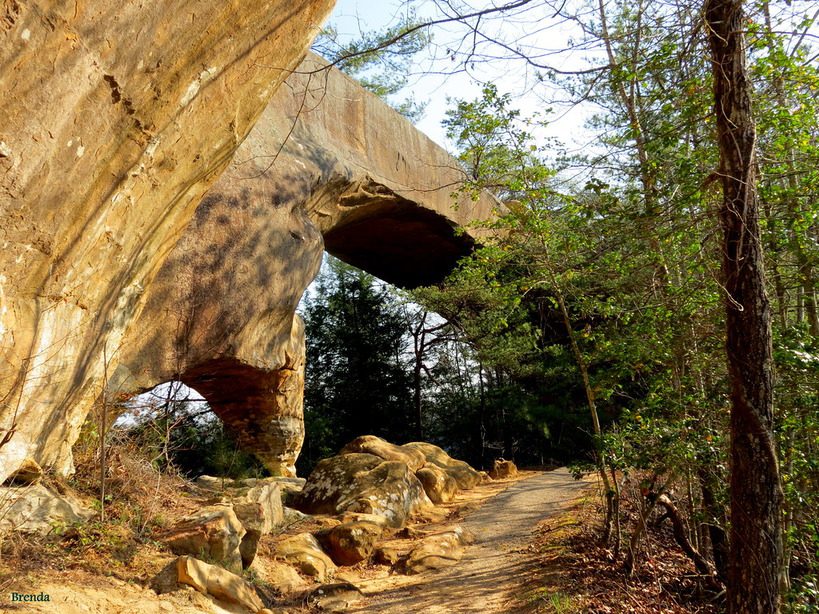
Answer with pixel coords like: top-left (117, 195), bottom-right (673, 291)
top-left (0, 0), bottom-right (335, 482)
top-left (1, 6), bottom-right (497, 483)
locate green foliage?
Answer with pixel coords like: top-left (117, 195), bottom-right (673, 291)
top-left (116, 390), bottom-right (266, 480)
top-left (413, 0), bottom-right (818, 588)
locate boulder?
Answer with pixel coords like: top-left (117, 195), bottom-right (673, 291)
top-left (489, 459), bottom-right (518, 479)
top-left (416, 465), bottom-right (458, 504)
top-left (283, 506), bottom-right (310, 526)
top-left (4, 458), bottom-right (43, 486)
top-left (262, 476), bottom-right (306, 498)
top-left (478, 470), bottom-right (492, 483)
top-left (374, 544), bottom-right (407, 566)
top-left (161, 505), bottom-right (245, 572)
top-left (274, 532), bottom-right (336, 582)
top-left (249, 558), bottom-right (307, 595)
top-left (337, 512), bottom-right (391, 530)
top-left (305, 582), bottom-right (363, 612)
top-left (175, 555), bottom-right (265, 612)
top-left (233, 483), bottom-right (284, 567)
top-left (316, 520), bottom-right (384, 566)
top-left (296, 453), bottom-right (432, 528)
top-left (0, 484), bottom-right (93, 534)
top-left (340, 435), bottom-right (426, 472)
top-left (194, 475), bottom-right (226, 490)
top-left (403, 442), bottom-right (482, 490)
top-left (402, 528), bottom-right (473, 575)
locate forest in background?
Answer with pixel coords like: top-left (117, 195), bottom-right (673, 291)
top-left (303, 0), bottom-right (819, 610)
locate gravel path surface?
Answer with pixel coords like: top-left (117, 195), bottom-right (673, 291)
top-left (352, 467), bottom-right (591, 613)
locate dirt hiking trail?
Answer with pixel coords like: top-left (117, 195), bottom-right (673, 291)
top-left (349, 467), bottom-right (592, 613)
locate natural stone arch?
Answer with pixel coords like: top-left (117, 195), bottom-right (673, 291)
top-left (179, 359), bottom-right (304, 478)
top-left (0, 45), bottom-right (497, 481)
top-left (113, 53), bottom-right (499, 477)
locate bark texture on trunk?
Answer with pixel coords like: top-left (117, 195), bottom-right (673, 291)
top-left (705, 0), bottom-right (783, 611)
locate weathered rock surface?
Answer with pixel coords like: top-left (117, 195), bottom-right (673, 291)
top-left (283, 506), bottom-right (310, 527)
top-left (0, 0), bottom-right (336, 485)
top-left (249, 558), bottom-right (307, 595)
top-left (403, 442), bottom-right (482, 490)
top-left (161, 505), bottom-right (246, 573)
top-left (295, 453), bottom-right (432, 527)
top-left (4, 458), bottom-right (43, 485)
top-left (1, 9), bottom-right (498, 490)
top-left (274, 532), bottom-right (336, 582)
top-left (401, 528), bottom-right (474, 575)
top-left (489, 459), bottom-right (519, 480)
top-left (416, 465), bottom-right (459, 504)
top-left (175, 555), bottom-right (265, 612)
top-left (0, 484), bottom-right (93, 534)
top-left (233, 483), bottom-right (284, 567)
top-left (304, 582), bottom-right (364, 612)
top-left (316, 520), bottom-right (384, 566)
top-left (340, 435), bottom-right (426, 472)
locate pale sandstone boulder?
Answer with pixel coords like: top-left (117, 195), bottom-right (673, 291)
top-left (316, 520), bottom-right (384, 566)
top-left (340, 435), bottom-right (426, 472)
top-left (337, 511), bottom-right (391, 529)
top-left (489, 459), bottom-right (518, 479)
top-left (296, 453), bottom-right (432, 528)
top-left (249, 558), bottom-right (307, 596)
top-left (283, 506), bottom-right (310, 526)
top-left (416, 465), bottom-right (458, 504)
top-left (274, 532), bottom-right (336, 582)
top-left (401, 528), bottom-right (474, 575)
top-left (3, 458), bottom-right (44, 486)
top-left (233, 483), bottom-right (284, 568)
top-left (403, 442), bottom-right (482, 490)
top-left (176, 555), bottom-right (265, 612)
top-left (161, 505), bottom-right (245, 573)
top-left (0, 484), bottom-right (93, 534)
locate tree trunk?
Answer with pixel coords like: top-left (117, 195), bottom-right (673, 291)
top-left (698, 465), bottom-right (729, 582)
top-left (413, 360), bottom-right (423, 440)
top-left (705, 1), bottom-right (783, 611)
top-left (552, 278), bottom-right (616, 545)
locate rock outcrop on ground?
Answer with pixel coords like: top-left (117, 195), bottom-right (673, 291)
top-left (1, 17), bottom-right (497, 484)
top-left (295, 436), bottom-right (485, 529)
top-left (489, 459), bottom-right (519, 479)
top-left (161, 505), bottom-right (247, 573)
top-left (401, 528), bottom-right (475, 575)
top-left (273, 532), bottom-right (337, 582)
top-left (295, 452), bottom-right (433, 527)
top-left (0, 483), bottom-right (94, 534)
top-left (403, 441), bottom-right (484, 490)
top-left (340, 435), bottom-right (426, 472)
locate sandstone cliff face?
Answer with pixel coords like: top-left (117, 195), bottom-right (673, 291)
top-left (0, 0), bottom-right (335, 481)
top-left (1, 11), bottom-right (496, 482)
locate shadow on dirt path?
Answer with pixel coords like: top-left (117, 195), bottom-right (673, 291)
top-left (349, 467), bottom-right (593, 613)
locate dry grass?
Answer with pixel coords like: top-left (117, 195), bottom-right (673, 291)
top-left (0, 436), bottom-right (196, 592)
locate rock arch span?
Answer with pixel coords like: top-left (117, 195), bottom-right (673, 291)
top-left (119, 54), bottom-right (497, 476)
top-left (0, 40), bottom-right (496, 480)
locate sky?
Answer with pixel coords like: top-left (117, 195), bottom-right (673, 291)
top-left (323, 0), bottom-right (599, 155)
